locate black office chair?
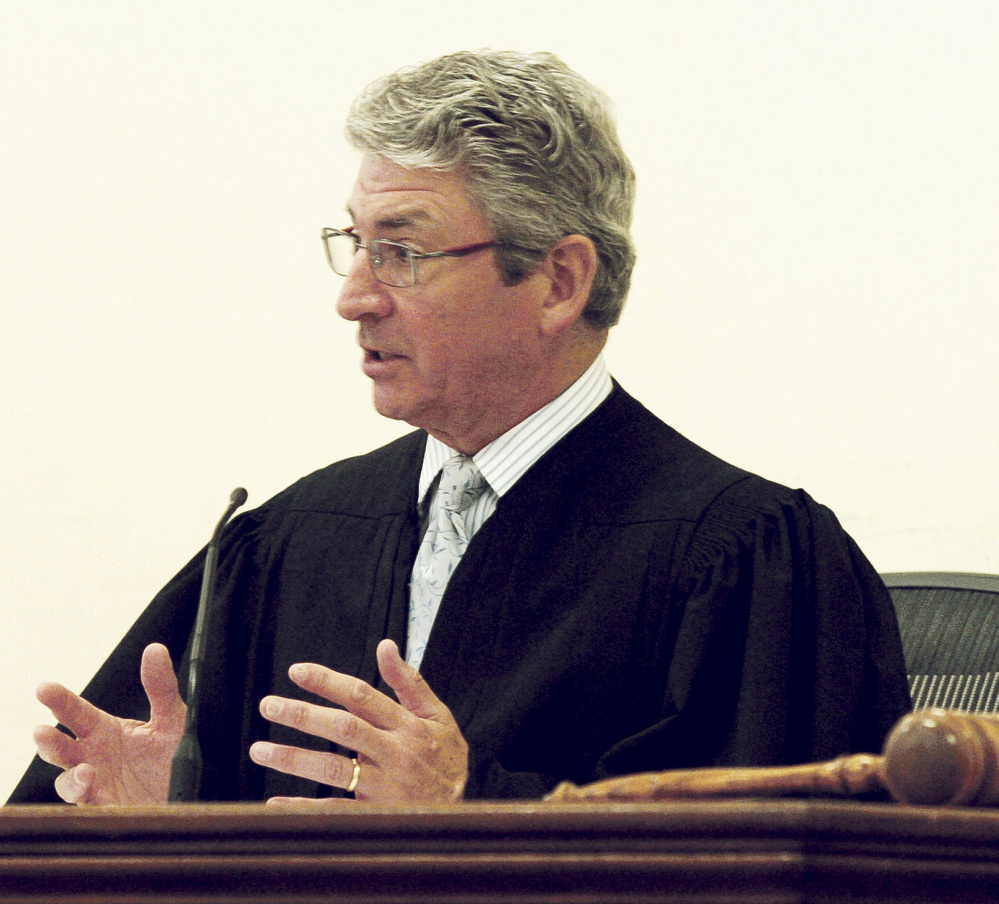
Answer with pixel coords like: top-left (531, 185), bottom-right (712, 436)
top-left (882, 572), bottom-right (999, 713)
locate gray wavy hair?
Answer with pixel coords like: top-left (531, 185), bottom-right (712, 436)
top-left (345, 50), bottom-right (636, 329)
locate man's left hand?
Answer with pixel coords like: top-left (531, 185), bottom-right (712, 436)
top-left (248, 638), bottom-right (468, 805)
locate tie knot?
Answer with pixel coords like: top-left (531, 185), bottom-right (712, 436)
top-left (438, 455), bottom-right (487, 514)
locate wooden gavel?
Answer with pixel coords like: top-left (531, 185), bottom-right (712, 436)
top-left (546, 709), bottom-right (999, 807)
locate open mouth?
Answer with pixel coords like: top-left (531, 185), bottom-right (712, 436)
top-left (365, 348), bottom-right (403, 364)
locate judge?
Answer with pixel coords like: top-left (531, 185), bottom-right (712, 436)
top-left (11, 50), bottom-right (911, 807)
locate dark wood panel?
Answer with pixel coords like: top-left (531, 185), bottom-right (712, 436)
top-left (2, 800), bottom-right (999, 903)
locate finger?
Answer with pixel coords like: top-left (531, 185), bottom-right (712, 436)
top-left (287, 662), bottom-right (402, 731)
top-left (249, 741), bottom-right (367, 792)
top-left (140, 643), bottom-right (186, 727)
top-left (258, 695), bottom-right (391, 762)
top-left (35, 682), bottom-right (102, 740)
top-left (53, 763), bottom-right (95, 805)
top-left (376, 638), bottom-right (452, 723)
top-left (33, 724), bottom-right (81, 770)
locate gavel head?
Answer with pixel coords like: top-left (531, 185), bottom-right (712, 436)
top-left (882, 708), bottom-right (991, 806)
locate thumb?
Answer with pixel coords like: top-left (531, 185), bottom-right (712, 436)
top-left (376, 639), bottom-right (451, 722)
top-left (54, 762), bottom-right (95, 805)
top-left (140, 643), bottom-right (186, 727)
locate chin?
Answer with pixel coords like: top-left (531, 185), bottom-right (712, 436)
top-left (371, 388), bottom-right (418, 425)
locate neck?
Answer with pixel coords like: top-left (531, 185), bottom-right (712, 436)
top-left (429, 333), bottom-right (606, 456)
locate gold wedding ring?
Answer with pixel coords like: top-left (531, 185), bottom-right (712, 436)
top-left (346, 757), bottom-right (361, 793)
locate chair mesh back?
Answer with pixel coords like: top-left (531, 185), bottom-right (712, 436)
top-left (884, 574), bottom-right (999, 713)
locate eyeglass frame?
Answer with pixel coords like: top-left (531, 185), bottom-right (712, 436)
top-left (321, 226), bottom-right (521, 288)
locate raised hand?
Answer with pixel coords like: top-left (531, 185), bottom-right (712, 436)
top-left (249, 638), bottom-right (468, 805)
top-left (33, 643), bottom-right (187, 805)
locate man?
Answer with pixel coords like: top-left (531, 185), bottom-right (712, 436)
top-left (10, 50), bottom-right (910, 807)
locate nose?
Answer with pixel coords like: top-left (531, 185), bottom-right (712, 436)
top-left (335, 252), bottom-right (393, 322)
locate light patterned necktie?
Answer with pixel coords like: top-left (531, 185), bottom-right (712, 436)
top-left (407, 455), bottom-right (487, 670)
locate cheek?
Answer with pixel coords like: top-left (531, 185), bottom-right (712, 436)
top-left (488, 307), bottom-right (543, 357)
top-left (408, 272), bottom-right (542, 372)
top-left (471, 285), bottom-right (540, 343)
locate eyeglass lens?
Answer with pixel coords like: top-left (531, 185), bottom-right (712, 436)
top-left (326, 232), bottom-right (415, 288)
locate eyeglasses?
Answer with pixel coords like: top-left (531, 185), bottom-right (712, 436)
top-left (321, 226), bottom-right (510, 288)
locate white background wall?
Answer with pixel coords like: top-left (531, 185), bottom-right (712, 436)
top-left (2, 1), bottom-right (996, 802)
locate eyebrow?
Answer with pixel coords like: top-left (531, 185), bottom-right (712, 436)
top-left (344, 205), bottom-right (434, 232)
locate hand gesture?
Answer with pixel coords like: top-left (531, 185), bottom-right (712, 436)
top-left (33, 643), bottom-right (187, 805)
top-left (249, 638), bottom-right (467, 805)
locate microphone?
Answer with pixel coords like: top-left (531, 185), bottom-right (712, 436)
top-left (168, 487), bottom-right (248, 802)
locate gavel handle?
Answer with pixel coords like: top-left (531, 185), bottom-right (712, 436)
top-left (545, 710), bottom-right (999, 807)
top-left (545, 753), bottom-right (885, 802)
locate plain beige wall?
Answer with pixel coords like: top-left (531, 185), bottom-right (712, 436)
top-left (2, 1), bottom-right (996, 801)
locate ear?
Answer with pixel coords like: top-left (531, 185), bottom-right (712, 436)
top-left (537, 234), bottom-right (599, 336)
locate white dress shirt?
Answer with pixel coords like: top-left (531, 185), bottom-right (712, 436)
top-left (416, 353), bottom-right (614, 548)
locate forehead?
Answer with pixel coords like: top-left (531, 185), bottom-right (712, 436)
top-left (347, 155), bottom-right (487, 235)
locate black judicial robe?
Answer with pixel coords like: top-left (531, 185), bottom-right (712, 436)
top-left (10, 385), bottom-right (911, 803)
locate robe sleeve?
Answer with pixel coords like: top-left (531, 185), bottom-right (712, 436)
top-left (6, 513), bottom-right (264, 805)
top-left (590, 484), bottom-right (911, 782)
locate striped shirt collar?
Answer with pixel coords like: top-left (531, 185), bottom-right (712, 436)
top-left (418, 354), bottom-right (613, 502)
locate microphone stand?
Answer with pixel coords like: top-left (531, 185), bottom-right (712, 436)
top-left (168, 487), bottom-right (248, 802)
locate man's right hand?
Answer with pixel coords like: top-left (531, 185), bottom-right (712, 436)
top-left (33, 642), bottom-right (186, 805)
